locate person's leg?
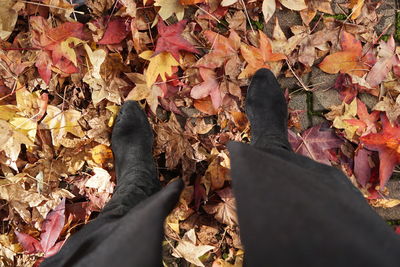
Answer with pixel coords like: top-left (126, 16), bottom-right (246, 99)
top-left (42, 101), bottom-right (182, 267)
top-left (228, 68), bottom-right (400, 267)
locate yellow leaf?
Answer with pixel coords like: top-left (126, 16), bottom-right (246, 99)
top-left (0, 105), bottom-right (18, 121)
top-left (332, 99), bottom-right (359, 140)
top-left (279, 0), bottom-right (307, 11)
top-left (154, 0), bottom-right (185, 20)
top-left (0, 0), bottom-right (17, 40)
top-left (106, 104), bottom-right (120, 127)
top-left (126, 72), bottom-right (162, 113)
top-left (60, 37), bottom-right (84, 66)
top-left (139, 51), bottom-right (180, 87)
top-left (91, 144), bottom-right (113, 165)
top-left (349, 0), bottom-right (364, 20)
top-left (42, 105), bottom-right (85, 147)
top-left (9, 117), bottom-right (37, 142)
top-left (0, 120), bottom-right (34, 167)
top-left (84, 44), bottom-right (107, 79)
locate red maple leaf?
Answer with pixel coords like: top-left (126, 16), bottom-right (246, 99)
top-left (344, 98), bottom-right (380, 136)
top-left (289, 124), bottom-right (343, 166)
top-left (154, 19), bottom-right (199, 60)
top-left (16, 199), bottom-right (66, 266)
top-left (360, 114), bottom-right (400, 189)
top-left (97, 17), bottom-right (131, 45)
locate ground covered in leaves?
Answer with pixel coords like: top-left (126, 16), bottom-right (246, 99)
top-left (1, 0), bottom-right (400, 266)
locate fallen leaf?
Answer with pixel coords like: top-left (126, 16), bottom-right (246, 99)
top-left (203, 187), bottom-right (238, 226)
top-left (289, 124), bottom-right (343, 165)
top-left (154, 19), bottom-right (199, 60)
top-left (172, 229), bottom-right (214, 267)
top-left (279, 0), bottom-right (307, 11)
top-left (349, 0), bottom-right (364, 20)
top-left (191, 68), bottom-right (223, 109)
top-left (139, 50), bottom-right (180, 87)
top-left (319, 31), bottom-right (370, 77)
top-left (262, 0), bottom-right (276, 23)
top-left (91, 144), bottom-right (113, 165)
top-left (238, 30), bottom-right (286, 79)
top-left (360, 114), bottom-right (400, 188)
top-left (0, 0), bottom-right (18, 40)
top-left (97, 17), bottom-right (130, 45)
top-left (154, 0), bottom-right (185, 20)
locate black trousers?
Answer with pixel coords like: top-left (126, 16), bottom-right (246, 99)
top-left (42, 142), bottom-right (400, 267)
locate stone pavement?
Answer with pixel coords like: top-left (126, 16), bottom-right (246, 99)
top-left (274, 0), bottom-right (400, 220)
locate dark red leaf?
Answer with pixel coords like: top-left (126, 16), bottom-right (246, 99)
top-left (98, 17), bottom-right (130, 45)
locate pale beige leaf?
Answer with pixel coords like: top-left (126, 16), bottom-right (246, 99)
top-left (279, 0), bottom-right (307, 11)
top-left (262, 0), bottom-right (276, 23)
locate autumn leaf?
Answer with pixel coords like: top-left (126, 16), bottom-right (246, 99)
top-left (196, 30), bottom-right (241, 69)
top-left (262, 0), bottom-right (276, 23)
top-left (191, 68), bottom-right (223, 109)
top-left (172, 229), bottom-right (214, 267)
top-left (139, 50), bottom-right (180, 87)
top-left (203, 187), bottom-right (238, 226)
top-left (154, 0), bottom-right (185, 20)
top-left (329, 98), bottom-right (359, 140)
top-left (42, 106), bottom-right (85, 147)
top-left (0, 0), bottom-right (18, 40)
top-left (289, 124), bottom-right (343, 165)
top-left (366, 36), bottom-right (397, 87)
top-left (279, 0), bottom-right (307, 11)
top-left (344, 98), bottom-right (379, 137)
top-left (238, 30), bottom-right (286, 79)
top-left (319, 31), bottom-right (370, 77)
top-left (300, 0), bottom-right (333, 25)
top-left (97, 17), bottom-right (130, 45)
top-left (360, 114), bottom-right (400, 189)
top-left (125, 72), bottom-right (163, 113)
top-left (349, 0), bottom-right (364, 19)
top-left (154, 19), bottom-right (199, 60)
top-left (373, 96), bottom-right (400, 124)
top-left (16, 199), bottom-right (66, 261)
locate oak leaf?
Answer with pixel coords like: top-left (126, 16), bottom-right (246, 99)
top-left (360, 114), bottom-right (400, 188)
top-left (238, 30), bottom-right (286, 79)
top-left (154, 20), bottom-right (199, 60)
top-left (319, 31), bottom-right (370, 77)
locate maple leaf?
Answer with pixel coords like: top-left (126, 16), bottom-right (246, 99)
top-left (42, 106), bottom-right (85, 147)
top-left (190, 68), bottom-right (223, 109)
top-left (360, 114), bottom-right (400, 188)
top-left (319, 31), bottom-right (370, 77)
top-left (289, 124), bottom-right (343, 166)
top-left (203, 187), bottom-right (238, 226)
top-left (344, 98), bottom-right (379, 137)
top-left (172, 229), bottom-right (214, 267)
top-left (328, 98), bottom-right (359, 141)
top-left (97, 17), bottom-right (130, 45)
top-left (366, 36), bottom-right (397, 87)
top-left (374, 96), bottom-right (400, 124)
top-left (154, 0), bottom-right (185, 20)
top-left (196, 30), bottom-right (241, 69)
top-left (16, 199), bottom-right (66, 262)
top-left (300, 0), bottom-right (333, 25)
top-left (139, 50), bottom-right (180, 87)
top-left (154, 20), bottom-right (199, 60)
top-left (238, 30), bottom-right (286, 79)
top-left (125, 72), bottom-right (163, 113)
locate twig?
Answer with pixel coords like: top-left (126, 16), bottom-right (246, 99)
top-left (196, 4), bottom-right (221, 24)
top-left (239, 0), bottom-right (255, 34)
top-left (285, 60), bottom-right (312, 91)
top-left (20, 1), bottom-right (85, 14)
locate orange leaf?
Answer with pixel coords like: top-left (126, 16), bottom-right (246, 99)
top-left (319, 31), bottom-right (369, 77)
top-left (194, 97), bottom-right (218, 115)
top-left (238, 30), bottom-right (286, 79)
top-left (179, 0), bottom-right (205, 4)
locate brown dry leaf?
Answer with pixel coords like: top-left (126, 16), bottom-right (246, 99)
top-left (203, 187), bottom-right (238, 226)
top-left (279, 0), bottom-right (307, 11)
top-left (300, 0), bottom-right (333, 25)
top-left (125, 72), bottom-right (163, 113)
top-left (172, 229), bottom-right (214, 267)
top-left (155, 113), bottom-right (195, 169)
top-left (369, 198), bottom-right (400, 208)
top-left (85, 167), bottom-right (114, 193)
top-left (91, 144), bottom-right (113, 165)
top-left (262, 0), bottom-right (276, 23)
top-left (373, 96), bottom-right (400, 124)
top-left (0, 0), bottom-right (18, 40)
top-left (42, 106), bottom-right (85, 147)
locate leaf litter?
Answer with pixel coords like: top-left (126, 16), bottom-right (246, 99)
top-left (0, 0), bottom-right (400, 266)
